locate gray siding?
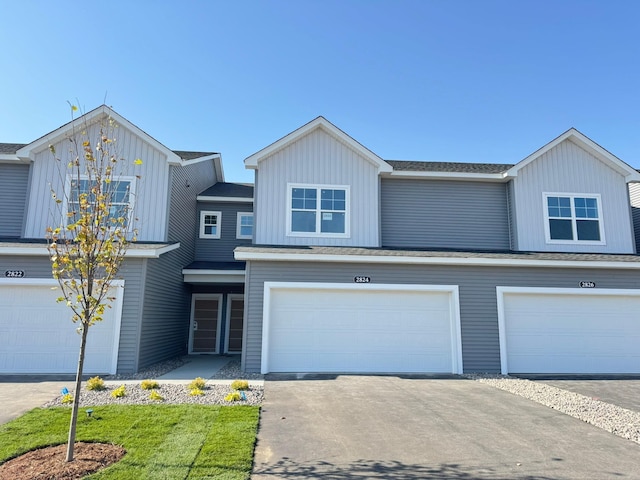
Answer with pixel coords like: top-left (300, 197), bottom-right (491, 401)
top-left (195, 201), bottom-right (253, 262)
top-left (629, 183), bottom-right (640, 253)
top-left (137, 160), bottom-right (218, 369)
top-left (254, 128), bottom-right (381, 247)
top-left (0, 255), bottom-right (147, 373)
top-left (506, 181), bottom-right (518, 250)
top-left (512, 139), bottom-right (635, 253)
top-left (243, 260), bottom-right (640, 373)
top-left (380, 178), bottom-right (510, 250)
top-left (0, 164), bottom-right (30, 237)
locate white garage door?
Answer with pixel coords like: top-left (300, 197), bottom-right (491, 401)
top-left (498, 287), bottom-right (640, 374)
top-left (262, 283), bottom-right (462, 374)
top-left (0, 279), bottom-right (123, 374)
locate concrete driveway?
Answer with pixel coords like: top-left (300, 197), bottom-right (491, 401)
top-left (0, 376), bottom-right (73, 425)
top-left (252, 375), bottom-right (640, 479)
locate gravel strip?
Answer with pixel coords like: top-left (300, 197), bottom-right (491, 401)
top-left (471, 375), bottom-right (640, 444)
top-left (43, 383), bottom-right (262, 407)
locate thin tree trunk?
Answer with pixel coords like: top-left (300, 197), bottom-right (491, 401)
top-left (66, 322), bottom-right (89, 462)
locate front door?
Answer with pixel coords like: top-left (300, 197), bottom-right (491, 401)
top-left (189, 294), bottom-right (222, 354)
top-left (225, 295), bottom-right (244, 354)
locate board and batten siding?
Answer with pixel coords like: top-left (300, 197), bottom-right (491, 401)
top-left (254, 128), bottom-right (380, 247)
top-left (512, 139), bottom-right (635, 253)
top-left (0, 255), bottom-right (147, 373)
top-left (23, 121), bottom-right (171, 241)
top-left (0, 163), bottom-right (30, 237)
top-left (195, 201), bottom-right (253, 262)
top-left (242, 260), bottom-right (640, 373)
top-left (381, 178), bottom-right (510, 250)
top-left (137, 160), bottom-right (218, 369)
top-left (629, 183), bottom-right (640, 253)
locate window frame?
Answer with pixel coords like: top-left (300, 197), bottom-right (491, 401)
top-left (286, 183), bottom-right (350, 238)
top-left (199, 210), bottom-right (222, 239)
top-left (236, 212), bottom-right (254, 240)
top-left (64, 175), bottom-right (136, 228)
top-left (542, 192), bottom-right (605, 245)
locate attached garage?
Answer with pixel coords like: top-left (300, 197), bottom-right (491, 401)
top-left (261, 282), bottom-right (462, 374)
top-left (0, 279), bottom-right (123, 374)
top-left (498, 287), bottom-right (640, 374)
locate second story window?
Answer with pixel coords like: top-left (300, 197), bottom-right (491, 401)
top-left (200, 211), bottom-right (221, 239)
top-left (67, 177), bottom-right (134, 227)
top-left (544, 194), bottom-right (604, 244)
top-left (237, 212), bottom-right (253, 239)
top-left (287, 184), bottom-right (349, 237)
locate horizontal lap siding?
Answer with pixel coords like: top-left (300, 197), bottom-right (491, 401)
top-left (381, 178), bottom-right (510, 250)
top-left (138, 161), bottom-right (218, 369)
top-left (0, 255), bottom-right (146, 373)
top-left (244, 261), bottom-right (640, 373)
top-left (195, 202), bottom-right (253, 262)
top-left (0, 164), bottom-right (30, 237)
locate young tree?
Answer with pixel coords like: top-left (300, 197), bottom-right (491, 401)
top-left (46, 104), bottom-right (141, 462)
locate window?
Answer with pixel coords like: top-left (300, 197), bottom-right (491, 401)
top-left (200, 211), bottom-right (221, 239)
top-left (544, 194), bottom-right (604, 243)
top-left (236, 212), bottom-right (253, 239)
top-left (287, 184), bottom-right (349, 237)
top-left (67, 176), bottom-right (134, 227)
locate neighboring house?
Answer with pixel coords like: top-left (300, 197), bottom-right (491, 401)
top-left (235, 117), bottom-right (640, 375)
top-left (0, 106), bottom-right (223, 374)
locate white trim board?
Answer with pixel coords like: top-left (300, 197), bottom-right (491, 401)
top-left (261, 282), bottom-right (463, 375)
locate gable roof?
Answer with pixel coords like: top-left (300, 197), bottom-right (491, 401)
top-left (15, 105), bottom-right (183, 165)
top-left (505, 128), bottom-right (640, 182)
top-left (244, 116), bottom-right (393, 173)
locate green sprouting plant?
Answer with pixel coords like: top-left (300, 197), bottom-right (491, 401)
top-left (230, 380), bottom-right (249, 391)
top-left (189, 388), bottom-right (204, 397)
top-left (225, 392), bottom-right (241, 402)
top-left (141, 379), bottom-right (159, 390)
top-left (86, 376), bottom-right (106, 391)
top-left (188, 377), bottom-right (206, 390)
top-left (149, 390), bottom-right (164, 401)
top-left (61, 393), bottom-right (74, 404)
top-left (111, 385), bottom-right (126, 398)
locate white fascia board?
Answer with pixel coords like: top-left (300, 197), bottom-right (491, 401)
top-left (180, 153), bottom-right (221, 167)
top-left (244, 117), bottom-right (392, 173)
top-left (0, 154), bottom-right (27, 163)
top-left (234, 250), bottom-right (640, 270)
top-left (388, 171), bottom-right (508, 182)
top-left (182, 269), bottom-right (246, 284)
top-left (0, 242), bottom-right (180, 258)
top-left (196, 195), bottom-right (254, 203)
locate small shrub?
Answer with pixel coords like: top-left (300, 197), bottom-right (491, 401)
top-left (225, 391), bottom-right (241, 402)
top-left (188, 377), bottom-right (206, 390)
top-left (189, 387), bottom-right (204, 396)
top-left (111, 385), bottom-right (126, 398)
top-left (230, 379), bottom-right (249, 391)
top-left (86, 376), bottom-right (106, 391)
top-left (61, 393), bottom-right (74, 404)
top-left (141, 379), bottom-right (159, 390)
top-left (149, 390), bottom-right (164, 401)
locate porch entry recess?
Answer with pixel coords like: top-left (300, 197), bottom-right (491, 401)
top-left (189, 294), bottom-right (244, 354)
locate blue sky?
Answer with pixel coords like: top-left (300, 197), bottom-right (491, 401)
top-left (1, 0), bottom-right (639, 182)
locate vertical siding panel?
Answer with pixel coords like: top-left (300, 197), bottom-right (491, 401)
top-left (629, 183), bottom-right (640, 253)
top-left (254, 128), bottom-right (379, 247)
top-left (0, 164), bottom-right (30, 236)
top-left (513, 140), bottom-right (635, 253)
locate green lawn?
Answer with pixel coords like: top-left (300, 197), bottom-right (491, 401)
top-left (0, 405), bottom-right (260, 479)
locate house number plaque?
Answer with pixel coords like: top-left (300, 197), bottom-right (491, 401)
top-left (5, 270), bottom-right (25, 278)
top-left (579, 281), bottom-right (596, 288)
top-left (354, 276), bottom-right (371, 283)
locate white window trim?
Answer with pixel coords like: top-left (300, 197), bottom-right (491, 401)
top-left (199, 210), bottom-right (221, 239)
top-left (542, 192), bottom-right (605, 245)
top-left (236, 212), bottom-right (253, 240)
top-left (286, 183), bottom-right (350, 238)
top-left (63, 174), bottom-right (137, 228)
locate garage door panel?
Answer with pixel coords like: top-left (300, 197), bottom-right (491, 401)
top-left (0, 281), bottom-right (122, 374)
top-left (500, 289), bottom-right (640, 374)
top-left (265, 285), bottom-right (461, 374)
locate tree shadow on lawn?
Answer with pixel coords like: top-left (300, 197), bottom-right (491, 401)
top-left (253, 458), bottom-right (560, 479)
